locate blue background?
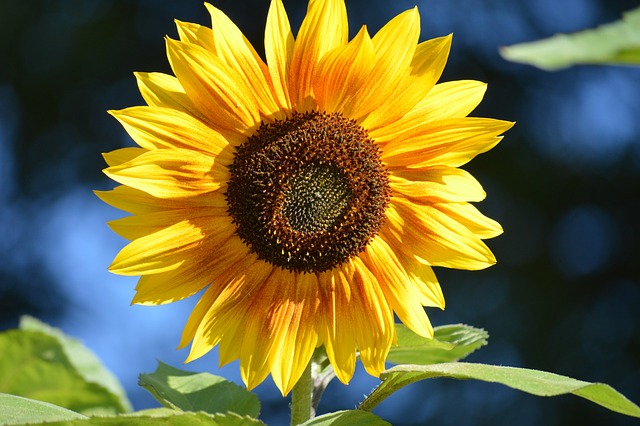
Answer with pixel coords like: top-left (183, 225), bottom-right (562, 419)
top-left (1, 0), bottom-right (639, 425)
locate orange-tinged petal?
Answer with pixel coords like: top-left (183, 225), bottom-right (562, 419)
top-left (289, 0), bottom-right (348, 111)
top-left (103, 148), bottom-right (228, 199)
top-left (265, 0), bottom-right (294, 111)
top-left (313, 26), bottom-right (375, 114)
top-left (360, 34), bottom-right (452, 131)
top-left (108, 106), bottom-right (238, 158)
top-left (389, 166), bottom-right (486, 203)
top-left (166, 38), bottom-right (260, 133)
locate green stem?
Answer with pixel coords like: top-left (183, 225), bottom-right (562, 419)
top-left (290, 361), bottom-right (313, 426)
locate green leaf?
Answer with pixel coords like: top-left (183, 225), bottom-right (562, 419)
top-left (34, 411), bottom-right (264, 426)
top-left (300, 410), bottom-right (390, 426)
top-left (139, 361), bottom-right (260, 418)
top-left (358, 362), bottom-right (640, 418)
top-left (19, 316), bottom-right (132, 412)
top-left (386, 324), bottom-right (488, 365)
top-left (0, 393), bottom-right (87, 425)
top-left (500, 7), bottom-right (640, 70)
top-left (0, 327), bottom-right (128, 415)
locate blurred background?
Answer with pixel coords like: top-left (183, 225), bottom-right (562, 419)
top-left (1, 0), bottom-right (639, 425)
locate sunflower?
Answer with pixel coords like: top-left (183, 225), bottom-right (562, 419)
top-left (97, 0), bottom-right (513, 395)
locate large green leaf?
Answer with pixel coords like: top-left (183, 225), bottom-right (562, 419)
top-left (358, 362), bottom-right (640, 418)
top-left (36, 411), bottom-right (264, 426)
top-left (19, 316), bottom-right (132, 412)
top-left (386, 324), bottom-right (488, 365)
top-left (139, 361), bottom-right (260, 418)
top-left (0, 393), bottom-right (87, 425)
top-left (500, 7), bottom-right (640, 70)
top-left (0, 328), bottom-right (127, 415)
top-left (299, 410), bottom-right (390, 426)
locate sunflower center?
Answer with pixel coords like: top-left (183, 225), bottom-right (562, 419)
top-left (226, 111), bottom-right (390, 273)
top-left (282, 163), bottom-right (352, 233)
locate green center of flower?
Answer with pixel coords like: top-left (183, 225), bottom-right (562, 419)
top-left (282, 163), bottom-right (352, 233)
top-left (226, 111), bottom-right (390, 273)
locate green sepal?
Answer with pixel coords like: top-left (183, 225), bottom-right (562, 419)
top-left (386, 323), bottom-right (488, 365)
top-left (500, 7), bottom-right (640, 70)
top-left (358, 362), bottom-right (640, 418)
top-left (139, 361), bottom-right (260, 418)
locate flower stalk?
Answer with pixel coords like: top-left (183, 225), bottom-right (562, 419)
top-left (290, 361), bottom-right (314, 425)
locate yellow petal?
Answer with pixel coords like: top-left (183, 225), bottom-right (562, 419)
top-left (344, 8), bottom-right (420, 121)
top-left (103, 148), bottom-right (228, 199)
top-left (382, 118), bottom-right (514, 168)
top-left (187, 255), bottom-right (273, 364)
top-left (312, 26), bottom-right (375, 114)
top-left (132, 257), bottom-right (215, 306)
top-left (204, 3), bottom-right (282, 120)
top-left (95, 185), bottom-right (227, 215)
top-left (187, 255), bottom-right (273, 363)
top-left (234, 268), bottom-right (289, 388)
top-left (95, 186), bottom-right (162, 215)
top-left (289, 0), bottom-right (348, 111)
top-left (360, 34), bottom-right (452, 131)
top-left (175, 20), bottom-right (215, 51)
top-left (435, 202), bottom-right (503, 239)
top-left (347, 257), bottom-right (395, 377)
top-left (389, 166), bottom-right (486, 203)
top-left (386, 198), bottom-right (498, 270)
top-left (370, 80), bottom-right (489, 143)
top-left (107, 205), bottom-right (227, 241)
top-left (362, 236), bottom-right (433, 338)
top-left (178, 238), bottom-right (254, 350)
top-left (166, 38), bottom-right (260, 132)
top-left (108, 107), bottom-right (238, 158)
top-left (179, 284), bottom-right (220, 350)
top-left (102, 147), bottom-right (147, 167)
top-left (264, 0), bottom-right (294, 111)
top-left (109, 219), bottom-right (204, 276)
top-left (317, 269), bottom-right (357, 384)
top-left (393, 248), bottom-right (445, 308)
top-left (269, 272), bottom-right (320, 395)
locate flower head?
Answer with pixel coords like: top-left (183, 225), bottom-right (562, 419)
top-left (98, 0), bottom-right (513, 395)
